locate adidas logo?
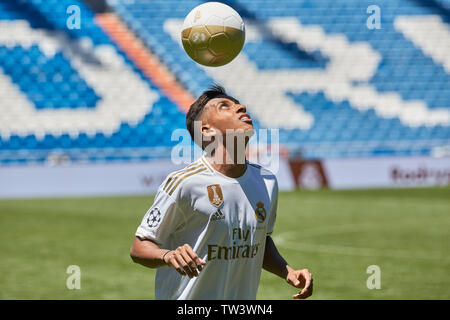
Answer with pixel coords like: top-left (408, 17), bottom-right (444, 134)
top-left (211, 209), bottom-right (225, 221)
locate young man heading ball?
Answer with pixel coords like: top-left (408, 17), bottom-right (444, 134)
top-left (130, 85), bottom-right (313, 300)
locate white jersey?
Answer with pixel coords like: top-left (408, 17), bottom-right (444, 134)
top-left (135, 155), bottom-right (278, 300)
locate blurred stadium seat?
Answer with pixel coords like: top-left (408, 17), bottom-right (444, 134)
top-left (0, 0), bottom-right (449, 165)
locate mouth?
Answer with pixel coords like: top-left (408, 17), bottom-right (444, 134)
top-left (239, 113), bottom-right (253, 123)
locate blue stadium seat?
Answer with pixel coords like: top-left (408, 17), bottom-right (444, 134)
top-left (0, 0), bottom-right (448, 164)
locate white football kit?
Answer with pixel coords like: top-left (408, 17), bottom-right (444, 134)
top-left (135, 155), bottom-right (278, 300)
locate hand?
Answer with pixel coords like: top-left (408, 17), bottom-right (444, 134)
top-left (286, 268), bottom-right (313, 299)
top-left (163, 244), bottom-right (206, 278)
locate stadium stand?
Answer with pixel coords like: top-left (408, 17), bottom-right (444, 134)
top-left (0, 0), bottom-right (449, 165)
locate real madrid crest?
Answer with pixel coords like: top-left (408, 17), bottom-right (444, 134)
top-left (207, 184), bottom-right (224, 207)
top-left (254, 202), bottom-right (266, 223)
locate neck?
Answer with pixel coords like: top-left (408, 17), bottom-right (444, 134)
top-left (205, 143), bottom-right (247, 178)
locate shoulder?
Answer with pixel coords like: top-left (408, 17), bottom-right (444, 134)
top-left (248, 161), bottom-right (277, 180)
top-left (247, 161), bottom-right (279, 191)
top-left (159, 158), bottom-right (212, 198)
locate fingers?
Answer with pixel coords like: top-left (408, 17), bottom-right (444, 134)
top-left (167, 244), bottom-right (206, 278)
top-left (175, 252), bottom-right (197, 278)
top-left (293, 286), bottom-right (313, 299)
top-left (166, 255), bottom-right (186, 276)
top-left (292, 269), bottom-right (313, 299)
top-left (293, 282), bottom-right (313, 299)
top-left (288, 275), bottom-right (304, 288)
top-left (185, 244), bottom-right (206, 271)
top-left (286, 272), bottom-right (304, 288)
top-left (179, 249), bottom-right (198, 278)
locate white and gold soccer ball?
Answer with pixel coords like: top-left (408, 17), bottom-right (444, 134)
top-left (181, 2), bottom-right (245, 67)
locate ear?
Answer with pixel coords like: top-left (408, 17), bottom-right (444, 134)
top-left (202, 124), bottom-right (215, 137)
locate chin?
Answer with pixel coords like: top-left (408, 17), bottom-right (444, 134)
top-left (225, 122), bottom-right (254, 136)
top-left (239, 120), bottom-right (253, 129)
top-left (244, 126), bottom-right (255, 137)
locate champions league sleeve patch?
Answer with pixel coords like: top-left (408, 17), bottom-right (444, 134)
top-left (146, 207), bottom-right (162, 228)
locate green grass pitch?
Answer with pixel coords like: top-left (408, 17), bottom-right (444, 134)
top-left (0, 187), bottom-right (449, 299)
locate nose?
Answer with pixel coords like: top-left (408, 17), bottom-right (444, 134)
top-left (236, 104), bottom-right (246, 113)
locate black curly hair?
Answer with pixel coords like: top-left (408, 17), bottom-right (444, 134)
top-left (185, 84), bottom-right (239, 148)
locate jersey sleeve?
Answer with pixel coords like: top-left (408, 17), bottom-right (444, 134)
top-left (266, 179), bottom-right (278, 235)
top-left (135, 187), bottom-right (186, 246)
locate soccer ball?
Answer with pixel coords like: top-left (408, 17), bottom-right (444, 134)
top-left (181, 2), bottom-right (245, 67)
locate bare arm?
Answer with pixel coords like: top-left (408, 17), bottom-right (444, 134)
top-left (263, 235), bottom-right (313, 299)
top-left (130, 237), bottom-right (169, 268)
top-left (130, 237), bottom-right (206, 278)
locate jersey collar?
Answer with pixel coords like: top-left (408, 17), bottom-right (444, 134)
top-left (201, 155), bottom-right (250, 182)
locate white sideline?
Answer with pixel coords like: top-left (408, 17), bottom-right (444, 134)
top-left (273, 232), bottom-right (450, 263)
